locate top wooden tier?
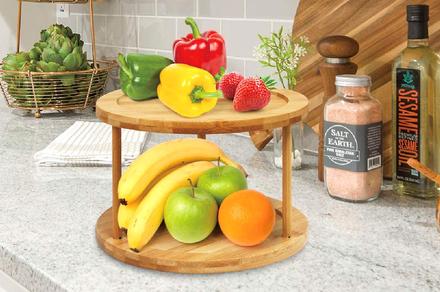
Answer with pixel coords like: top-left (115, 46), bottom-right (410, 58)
top-left (96, 89), bottom-right (309, 134)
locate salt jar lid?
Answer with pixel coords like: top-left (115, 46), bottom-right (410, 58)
top-left (335, 74), bottom-right (372, 87)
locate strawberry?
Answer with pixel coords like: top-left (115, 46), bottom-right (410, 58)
top-left (233, 77), bottom-right (275, 112)
top-left (218, 72), bottom-right (244, 100)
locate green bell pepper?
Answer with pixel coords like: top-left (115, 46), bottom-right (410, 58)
top-left (117, 53), bottom-right (173, 101)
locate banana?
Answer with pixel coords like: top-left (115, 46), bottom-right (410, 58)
top-left (118, 138), bottom-right (244, 204)
top-left (118, 201), bottom-right (140, 231)
top-left (118, 165), bottom-right (181, 231)
top-left (127, 161), bottom-right (215, 252)
top-left (118, 163), bottom-right (183, 231)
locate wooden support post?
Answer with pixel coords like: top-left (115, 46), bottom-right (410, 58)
top-left (89, 0), bottom-right (97, 68)
top-left (197, 133), bottom-right (206, 139)
top-left (282, 124), bottom-right (292, 238)
top-left (112, 127), bottom-right (122, 239)
top-left (16, 0), bottom-right (22, 53)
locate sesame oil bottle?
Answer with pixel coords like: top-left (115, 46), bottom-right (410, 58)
top-left (392, 5), bottom-right (438, 199)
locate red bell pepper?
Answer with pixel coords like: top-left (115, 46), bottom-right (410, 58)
top-left (173, 17), bottom-right (227, 77)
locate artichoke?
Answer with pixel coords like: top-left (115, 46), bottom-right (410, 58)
top-left (40, 24), bottom-right (74, 42)
top-left (1, 23), bottom-right (91, 105)
top-left (2, 52), bottom-right (35, 72)
top-left (1, 53), bottom-right (35, 100)
top-left (32, 24), bottom-right (90, 86)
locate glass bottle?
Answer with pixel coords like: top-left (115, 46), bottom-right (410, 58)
top-left (433, 55), bottom-right (440, 230)
top-left (437, 198), bottom-right (440, 231)
top-left (434, 52), bottom-right (440, 193)
top-left (392, 5), bottom-right (438, 199)
top-left (273, 123), bottom-right (303, 170)
top-left (324, 75), bottom-right (383, 202)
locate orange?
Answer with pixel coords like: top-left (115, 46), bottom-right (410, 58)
top-left (218, 190), bottom-right (275, 247)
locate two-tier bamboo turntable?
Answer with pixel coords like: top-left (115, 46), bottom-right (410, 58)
top-left (95, 88), bottom-right (310, 273)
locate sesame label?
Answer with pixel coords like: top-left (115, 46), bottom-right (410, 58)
top-left (395, 68), bottom-right (421, 183)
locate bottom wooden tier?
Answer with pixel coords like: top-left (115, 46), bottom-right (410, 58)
top-left (96, 199), bottom-right (308, 274)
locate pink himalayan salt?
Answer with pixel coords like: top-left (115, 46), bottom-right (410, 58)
top-left (324, 85), bottom-right (383, 202)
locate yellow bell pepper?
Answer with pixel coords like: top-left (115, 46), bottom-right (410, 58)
top-left (157, 64), bottom-right (222, 118)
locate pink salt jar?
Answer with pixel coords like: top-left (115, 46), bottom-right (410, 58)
top-left (324, 75), bottom-right (383, 202)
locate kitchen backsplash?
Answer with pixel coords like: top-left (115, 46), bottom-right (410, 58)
top-left (58, 0), bottom-right (298, 90)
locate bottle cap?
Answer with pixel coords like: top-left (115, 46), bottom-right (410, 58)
top-left (407, 5), bottom-right (429, 22)
top-left (335, 75), bottom-right (372, 87)
top-left (407, 5), bottom-right (429, 39)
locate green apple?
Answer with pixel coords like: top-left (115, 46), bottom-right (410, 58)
top-left (164, 186), bottom-right (218, 244)
top-left (197, 165), bottom-right (247, 205)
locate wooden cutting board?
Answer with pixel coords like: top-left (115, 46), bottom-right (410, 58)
top-left (292, 0), bottom-right (440, 178)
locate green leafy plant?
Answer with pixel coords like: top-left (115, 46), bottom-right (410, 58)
top-left (254, 27), bottom-right (310, 90)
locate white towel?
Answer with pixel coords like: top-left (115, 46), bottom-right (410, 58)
top-left (34, 121), bottom-right (149, 167)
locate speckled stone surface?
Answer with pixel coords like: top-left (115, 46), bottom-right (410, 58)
top-left (0, 102), bottom-right (438, 292)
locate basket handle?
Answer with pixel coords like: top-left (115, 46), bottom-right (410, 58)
top-left (15, 0), bottom-right (97, 68)
top-left (16, 0), bottom-right (23, 53)
top-left (89, 0), bottom-right (97, 68)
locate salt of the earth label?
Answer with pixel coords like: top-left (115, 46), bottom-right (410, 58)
top-left (324, 121), bottom-right (382, 172)
top-left (324, 75), bottom-right (383, 202)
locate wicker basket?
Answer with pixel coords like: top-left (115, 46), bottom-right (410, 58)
top-left (0, 60), bottom-right (117, 117)
top-left (3, 0), bottom-right (117, 117)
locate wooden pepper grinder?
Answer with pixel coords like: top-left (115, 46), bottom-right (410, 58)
top-left (317, 35), bottom-right (359, 181)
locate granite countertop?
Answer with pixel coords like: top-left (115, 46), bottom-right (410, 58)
top-left (0, 102), bottom-right (439, 292)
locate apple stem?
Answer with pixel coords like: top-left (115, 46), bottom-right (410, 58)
top-left (217, 157), bottom-right (221, 176)
top-left (187, 178), bottom-right (195, 198)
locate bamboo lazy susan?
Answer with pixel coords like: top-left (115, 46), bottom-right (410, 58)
top-left (95, 89), bottom-right (310, 273)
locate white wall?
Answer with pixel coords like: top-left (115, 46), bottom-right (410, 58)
top-left (58, 0), bottom-right (299, 81)
top-left (0, 1), bottom-right (56, 57)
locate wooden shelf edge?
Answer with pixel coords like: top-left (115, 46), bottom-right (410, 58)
top-left (95, 200), bottom-right (308, 274)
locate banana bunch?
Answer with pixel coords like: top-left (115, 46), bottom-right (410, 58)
top-left (118, 138), bottom-right (245, 204)
top-left (117, 138), bottom-right (244, 252)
